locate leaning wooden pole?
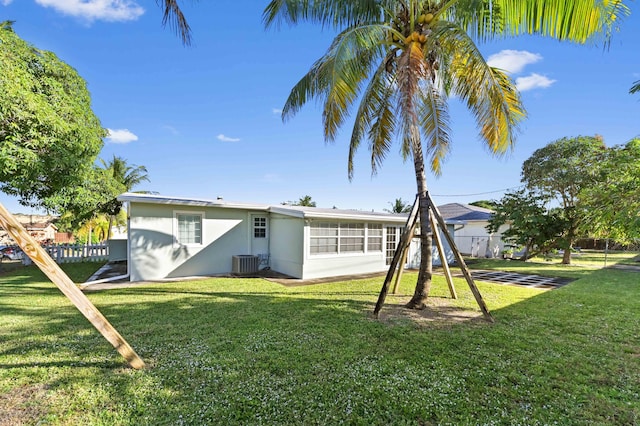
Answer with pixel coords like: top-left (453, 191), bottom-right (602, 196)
top-left (0, 202), bottom-right (145, 369)
top-left (427, 195), bottom-right (494, 322)
top-left (373, 196), bottom-right (420, 318)
top-left (391, 220), bottom-right (417, 294)
top-left (429, 211), bottom-right (457, 299)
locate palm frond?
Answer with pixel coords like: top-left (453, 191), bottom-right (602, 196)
top-left (438, 22), bottom-right (525, 155)
top-left (263, 0), bottom-right (384, 29)
top-left (156, 0), bottom-right (192, 45)
top-left (348, 59), bottom-right (397, 179)
top-left (489, 0), bottom-right (629, 43)
top-left (283, 24), bottom-right (388, 142)
top-left (418, 87), bottom-right (451, 176)
top-left (630, 79), bottom-right (640, 94)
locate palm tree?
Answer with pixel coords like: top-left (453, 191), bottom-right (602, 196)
top-left (100, 155), bottom-right (150, 192)
top-left (99, 155), bottom-right (150, 238)
top-left (385, 198), bottom-right (413, 214)
top-left (631, 80), bottom-right (640, 94)
top-left (264, 0), bottom-right (628, 309)
top-left (295, 195), bottom-right (317, 207)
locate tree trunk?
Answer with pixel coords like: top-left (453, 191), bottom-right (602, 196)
top-left (562, 225), bottom-right (576, 265)
top-left (405, 136), bottom-right (432, 310)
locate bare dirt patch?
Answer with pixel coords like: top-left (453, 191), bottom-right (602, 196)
top-left (0, 384), bottom-right (49, 426)
top-left (373, 296), bottom-right (485, 327)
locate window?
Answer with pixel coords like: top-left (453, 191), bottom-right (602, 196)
top-left (310, 222), bottom-right (383, 255)
top-left (386, 226), bottom-right (398, 264)
top-left (310, 222), bottom-right (338, 254)
top-left (254, 217), bottom-right (267, 238)
top-left (367, 224), bottom-right (383, 252)
top-left (175, 212), bottom-right (202, 245)
top-left (339, 223), bottom-right (364, 252)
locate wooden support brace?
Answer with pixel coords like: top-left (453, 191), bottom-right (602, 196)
top-left (427, 195), bottom-right (494, 322)
top-left (0, 202), bottom-right (145, 369)
top-left (373, 195), bottom-right (420, 318)
top-left (429, 211), bottom-right (457, 299)
top-left (391, 220), bottom-right (416, 294)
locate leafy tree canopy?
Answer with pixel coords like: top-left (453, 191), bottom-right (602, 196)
top-left (487, 189), bottom-right (568, 260)
top-left (520, 135), bottom-right (607, 263)
top-left (0, 21), bottom-right (106, 208)
top-left (581, 137), bottom-right (640, 243)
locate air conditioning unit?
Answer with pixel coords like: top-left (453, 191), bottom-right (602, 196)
top-left (232, 255), bottom-right (260, 274)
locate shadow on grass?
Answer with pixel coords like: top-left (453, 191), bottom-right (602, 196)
top-left (1, 265), bottom-right (639, 424)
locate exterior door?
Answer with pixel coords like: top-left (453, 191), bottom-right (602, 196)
top-left (250, 214), bottom-right (269, 257)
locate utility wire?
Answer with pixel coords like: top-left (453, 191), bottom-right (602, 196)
top-left (432, 185), bottom-right (524, 197)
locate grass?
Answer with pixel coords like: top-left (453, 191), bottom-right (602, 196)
top-left (1, 255), bottom-right (639, 425)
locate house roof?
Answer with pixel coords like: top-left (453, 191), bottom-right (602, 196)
top-left (436, 203), bottom-right (494, 222)
top-left (118, 193), bottom-right (410, 224)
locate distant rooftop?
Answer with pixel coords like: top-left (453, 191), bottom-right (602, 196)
top-left (437, 203), bottom-right (494, 222)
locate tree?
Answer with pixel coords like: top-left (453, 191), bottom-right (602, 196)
top-left (487, 189), bottom-right (567, 260)
top-left (581, 138), bottom-right (640, 243)
top-left (293, 195), bottom-right (317, 207)
top-left (630, 80), bottom-right (640, 94)
top-left (521, 135), bottom-right (605, 264)
top-left (264, 0), bottom-right (627, 309)
top-left (0, 22), bottom-right (106, 208)
top-left (96, 155), bottom-right (150, 239)
top-left (469, 200), bottom-right (498, 210)
top-left (384, 198), bottom-right (413, 214)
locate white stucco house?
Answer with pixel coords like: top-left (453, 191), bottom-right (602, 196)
top-left (117, 193), bottom-right (455, 282)
top-left (437, 203), bottom-right (509, 258)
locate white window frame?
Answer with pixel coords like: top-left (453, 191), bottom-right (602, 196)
top-left (309, 221), bottom-right (386, 256)
top-left (253, 216), bottom-right (268, 239)
top-left (367, 223), bottom-right (383, 253)
top-left (174, 210), bottom-right (204, 247)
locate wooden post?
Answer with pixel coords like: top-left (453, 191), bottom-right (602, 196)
top-left (391, 226), bottom-right (413, 295)
top-left (373, 196), bottom-right (420, 318)
top-left (0, 202), bottom-right (145, 369)
top-left (429, 211), bottom-right (457, 299)
top-left (427, 196), bottom-right (494, 322)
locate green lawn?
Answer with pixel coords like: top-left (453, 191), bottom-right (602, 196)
top-left (1, 257), bottom-right (638, 425)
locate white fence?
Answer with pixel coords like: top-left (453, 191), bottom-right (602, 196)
top-left (42, 243), bottom-right (109, 264)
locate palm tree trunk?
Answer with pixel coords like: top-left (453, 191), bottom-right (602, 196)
top-left (405, 136), bottom-right (433, 310)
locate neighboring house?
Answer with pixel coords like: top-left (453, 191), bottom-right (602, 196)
top-left (0, 214), bottom-right (58, 245)
top-left (118, 193), bottom-right (456, 282)
top-left (437, 203), bottom-right (509, 258)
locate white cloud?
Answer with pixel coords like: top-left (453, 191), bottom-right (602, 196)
top-left (217, 134), bottom-right (240, 142)
top-left (162, 125), bottom-right (179, 135)
top-left (106, 128), bottom-right (138, 143)
top-left (487, 50), bottom-right (542, 74)
top-left (272, 108), bottom-right (282, 115)
top-left (516, 73), bottom-right (556, 92)
top-left (1, 0), bottom-right (14, 6)
top-left (34, 0), bottom-right (144, 22)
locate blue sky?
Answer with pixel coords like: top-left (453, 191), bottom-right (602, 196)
top-left (1, 1), bottom-right (639, 214)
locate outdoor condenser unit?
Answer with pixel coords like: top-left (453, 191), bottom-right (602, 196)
top-left (232, 255), bottom-right (260, 273)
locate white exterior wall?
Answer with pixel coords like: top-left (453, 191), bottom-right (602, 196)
top-left (453, 222), bottom-right (509, 257)
top-left (300, 220), bottom-right (388, 280)
top-left (269, 213), bottom-right (304, 279)
top-left (128, 203), bottom-right (258, 281)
